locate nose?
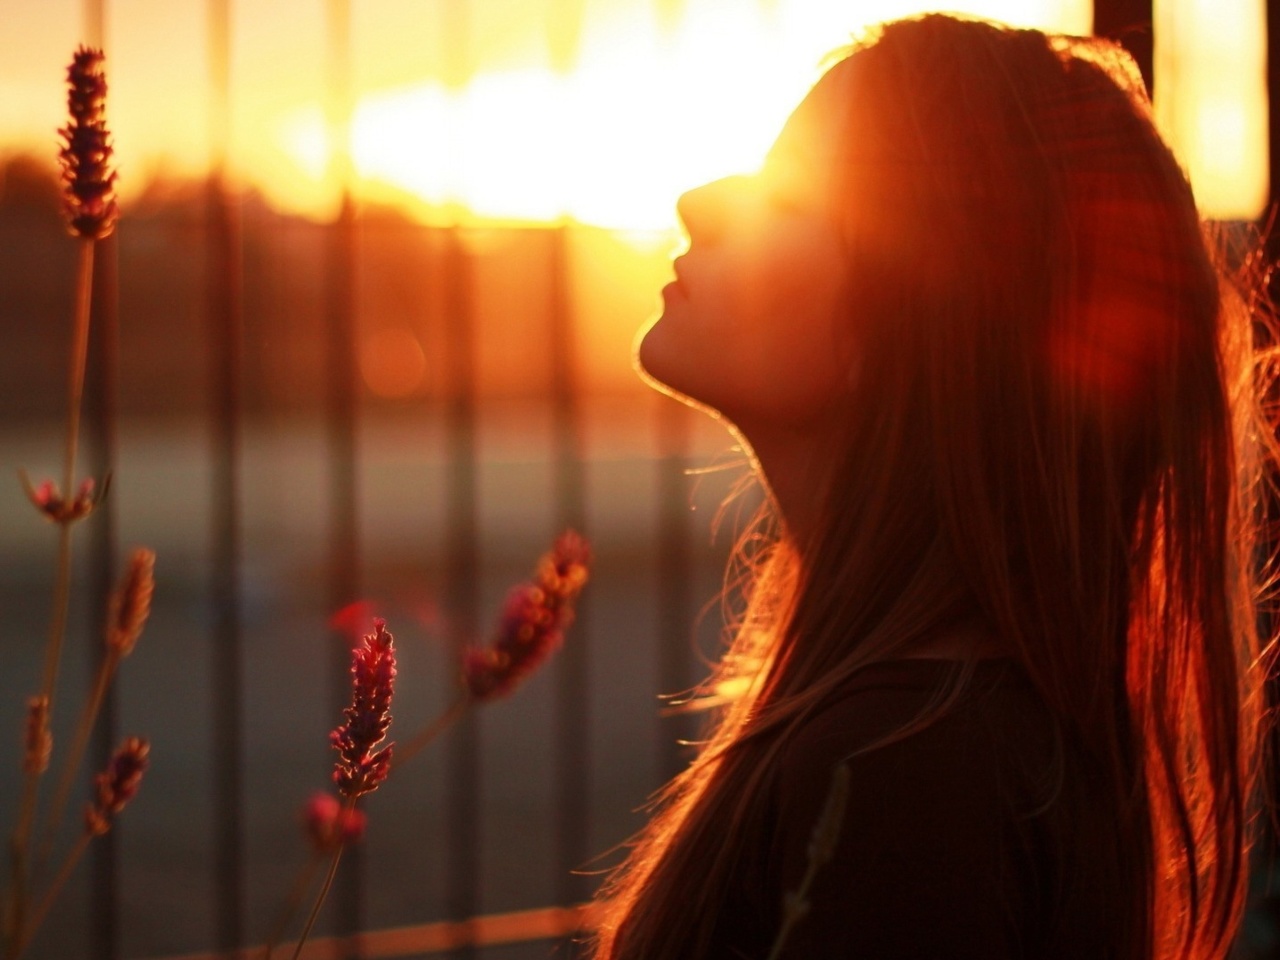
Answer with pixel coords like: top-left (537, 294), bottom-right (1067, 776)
top-left (676, 175), bottom-right (750, 244)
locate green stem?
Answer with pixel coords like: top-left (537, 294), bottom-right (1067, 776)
top-left (289, 797), bottom-right (357, 960)
top-left (389, 695), bottom-right (469, 772)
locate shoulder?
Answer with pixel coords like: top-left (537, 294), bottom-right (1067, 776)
top-left (777, 658), bottom-right (1056, 819)
top-left (766, 658), bottom-right (1058, 958)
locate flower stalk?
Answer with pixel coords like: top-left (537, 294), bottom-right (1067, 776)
top-left (765, 762), bottom-right (851, 960)
top-left (330, 618), bottom-right (397, 798)
top-left (9, 739), bottom-right (146, 960)
top-left (393, 530), bottom-right (591, 773)
top-left (462, 530), bottom-right (590, 702)
top-left (271, 533), bottom-right (589, 956)
top-left (5, 46), bottom-right (121, 960)
top-left (39, 549), bottom-right (154, 871)
top-left (287, 620), bottom-right (397, 959)
top-left (34, 42), bottom-right (118, 727)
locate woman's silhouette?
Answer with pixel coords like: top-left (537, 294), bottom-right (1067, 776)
top-left (591, 13), bottom-right (1277, 960)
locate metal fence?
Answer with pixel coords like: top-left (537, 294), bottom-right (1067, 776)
top-left (0, 2), bottom-right (735, 958)
top-left (3, 0), bottom-right (1279, 958)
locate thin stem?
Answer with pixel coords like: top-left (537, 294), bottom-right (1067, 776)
top-left (389, 695), bottom-right (469, 772)
top-left (11, 832), bottom-right (91, 960)
top-left (7, 238), bottom-right (96, 959)
top-left (37, 649), bottom-right (120, 878)
top-left (34, 236), bottom-right (95, 732)
top-left (289, 796), bottom-right (357, 960)
top-left (764, 888), bottom-right (810, 960)
top-left (62, 239), bottom-right (94, 516)
top-left (766, 849), bottom-right (832, 960)
top-left (765, 762), bottom-right (849, 960)
top-left (260, 850), bottom-right (323, 960)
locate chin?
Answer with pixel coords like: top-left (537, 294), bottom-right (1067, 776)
top-left (633, 316), bottom-right (728, 422)
top-left (634, 314), bottom-right (691, 398)
top-left (632, 313), bottom-right (672, 391)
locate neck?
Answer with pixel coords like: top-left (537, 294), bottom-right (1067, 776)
top-left (733, 421), bottom-right (839, 549)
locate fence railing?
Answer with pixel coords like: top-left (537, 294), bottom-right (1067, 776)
top-left (142, 903), bottom-right (597, 960)
top-left (1, 0), bottom-right (725, 943)
top-left (15, 1), bottom-right (1275, 958)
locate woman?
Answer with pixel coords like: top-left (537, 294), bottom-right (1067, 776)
top-left (592, 13), bottom-right (1276, 960)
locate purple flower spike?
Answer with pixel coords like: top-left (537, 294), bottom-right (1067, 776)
top-left (84, 737), bottom-right (149, 836)
top-left (463, 531), bottom-right (591, 701)
top-left (23, 696), bottom-right (52, 776)
top-left (330, 618), bottom-right (396, 799)
top-left (58, 47), bottom-right (117, 240)
top-left (106, 547), bottom-right (155, 656)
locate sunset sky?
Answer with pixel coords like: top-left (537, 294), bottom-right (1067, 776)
top-left (0, 0), bottom-right (1267, 228)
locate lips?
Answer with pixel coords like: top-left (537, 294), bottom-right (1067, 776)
top-left (671, 257), bottom-right (689, 296)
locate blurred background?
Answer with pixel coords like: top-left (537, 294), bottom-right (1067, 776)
top-left (0, 0), bottom-right (1275, 958)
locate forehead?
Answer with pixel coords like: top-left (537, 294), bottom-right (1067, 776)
top-left (759, 58), bottom-right (859, 213)
top-left (764, 58), bottom-right (856, 171)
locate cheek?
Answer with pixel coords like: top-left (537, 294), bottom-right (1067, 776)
top-left (725, 253), bottom-right (852, 419)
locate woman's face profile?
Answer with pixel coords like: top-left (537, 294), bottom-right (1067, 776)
top-left (635, 67), bottom-right (855, 439)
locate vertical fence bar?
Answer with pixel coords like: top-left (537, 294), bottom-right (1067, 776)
top-left (548, 223), bottom-right (590, 924)
top-left (546, 0), bottom-right (591, 937)
top-left (86, 224), bottom-right (120, 960)
top-left (442, 220), bottom-right (480, 960)
top-left (205, 0), bottom-right (246, 952)
top-left (324, 0), bottom-right (363, 952)
top-left (439, 5), bottom-right (480, 956)
top-left (81, 5), bottom-right (119, 957)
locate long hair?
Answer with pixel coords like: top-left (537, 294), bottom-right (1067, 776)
top-left (593, 15), bottom-right (1276, 960)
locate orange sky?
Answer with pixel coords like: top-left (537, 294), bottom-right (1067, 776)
top-left (0, 0), bottom-right (1266, 227)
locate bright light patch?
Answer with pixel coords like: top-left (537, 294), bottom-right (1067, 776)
top-left (269, 0), bottom-right (1093, 229)
top-left (280, 107), bottom-right (330, 182)
top-left (1154, 0), bottom-right (1269, 220)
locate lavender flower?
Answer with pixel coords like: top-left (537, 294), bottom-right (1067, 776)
top-left (21, 474), bottom-right (102, 525)
top-left (106, 548), bottom-right (155, 656)
top-left (58, 47), bottom-right (117, 240)
top-left (463, 530), bottom-right (590, 701)
top-left (23, 697), bottom-right (51, 776)
top-left (330, 618), bottom-right (396, 798)
top-left (84, 737), bottom-right (149, 836)
top-left (302, 792), bottom-right (367, 853)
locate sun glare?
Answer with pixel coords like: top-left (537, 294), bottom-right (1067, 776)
top-left (271, 0), bottom-right (1096, 231)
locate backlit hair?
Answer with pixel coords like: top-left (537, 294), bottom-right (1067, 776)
top-left (593, 14), bottom-right (1277, 959)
